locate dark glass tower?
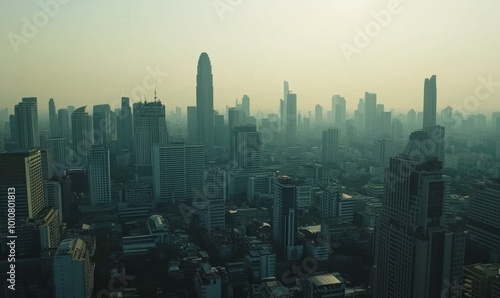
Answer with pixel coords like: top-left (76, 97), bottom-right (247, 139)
top-left (196, 52), bottom-right (214, 157)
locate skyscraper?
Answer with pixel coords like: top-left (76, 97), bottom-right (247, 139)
top-left (187, 106), bottom-right (198, 144)
top-left (133, 101), bottom-right (168, 176)
top-left (196, 52), bottom-right (214, 155)
top-left (282, 81), bottom-right (289, 131)
top-left (322, 128), bottom-right (340, 163)
top-left (372, 130), bottom-right (466, 298)
top-left (58, 108), bottom-right (71, 141)
top-left (466, 178), bottom-right (500, 261)
top-left (87, 145), bottom-right (111, 205)
top-left (423, 75), bottom-right (437, 129)
top-left (332, 95), bottom-right (346, 130)
top-left (117, 97), bottom-right (133, 151)
top-left (92, 104), bottom-right (111, 147)
top-left (71, 106), bottom-right (93, 165)
top-left (233, 125), bottom-right (263, 170)
top-left (286, 92), bottom-right (297, 146)
top-left (15, 97), bottom-right (39, 149)
top-left (242, 94), bottom-right (250, 117)
top-left (152, 143), bottom-right (204, 201)
top-left (0, 148), bottom-right (44, 221)
top-left (49, 98), bottom-right (59, 138)
top-left (315, 104), bottom-right (323, 128)
top-left (272, 176), bottom-right (302, 261)
top-left (228, 107), bottom-right (243, 159)
top-left (364, 92), bottom-right (377, 138)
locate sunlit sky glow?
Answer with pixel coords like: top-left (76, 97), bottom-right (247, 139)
top-left (1, 0), bottom-right (499, 117)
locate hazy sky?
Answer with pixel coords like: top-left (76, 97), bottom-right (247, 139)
top-left (1, 0), bottom-right (499, 117)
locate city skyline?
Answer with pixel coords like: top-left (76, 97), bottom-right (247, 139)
top-left (1, 2), bottom-right (500, 297)
top-left (1, 1), bottom-right (499, 115)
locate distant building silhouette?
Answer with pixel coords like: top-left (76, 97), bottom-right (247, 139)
top-left (15, 97), bottom-right (39, 149)
top-left (196, 52), bottom-right (215, 156)
top-left (423, 75), bottom-right (437, 129)
top-left (133, 100), bottom-right (168, 177)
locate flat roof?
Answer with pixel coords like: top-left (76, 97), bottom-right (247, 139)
top-left (309, 274), bottom-right (342, 286)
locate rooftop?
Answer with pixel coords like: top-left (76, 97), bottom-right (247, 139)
top-left (309, 274), bottom-right (342, 286)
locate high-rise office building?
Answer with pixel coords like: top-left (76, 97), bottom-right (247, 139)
top-left (187, 106), bottom-right (198, 144)
top-left (9, 114), bottom-right (18, 145)
top-left (228, 107), bottom-right (243, 158)
top-left (153, 143), bottom-right (204, 201)
top-left (286, 92), bottom-right (297, 146)
top-left (46, 138), bottom-right (67, 174)
top-left (423, 75), bottom-right (437, 129)
top-left (196, 52), bottom-right (214, 155)
top-left (133, 100), bottom-right (168, 176)
top-left (242, 95), bottom-right (250, 117)
top-left (272, 176), bottom-right (302, 261)
top-left (372, 130), bottom-right (466, 298)
top-left (71, 106), bottom-right (93, 164)
top-left (364, 92), bottom-right (377, 138)
top-left (315, 104), bottom-right (323, 128)
top-left (44, 180), bottom-right (63, 217)
top-left (332, 95), bottom-right (346, 131)
top-left (87, 146), bottom-right (111, 205)
top-left (54, 237), bottom-right (94, 298)
top-left (407, 109), bottom-right (417, 133)
top-left (233, 125), bottom-right (262, 170)
top-left (117, 97), bottom-right (133, 151)
top-left (281, 81), bottom-right (289, 131)
top-left (15, 97), bottom-right (39, 149)
top-left (214, 114), bottom-right (226, 147)
top-left (49, 98), bottom-right (59, 138)
top-left (373, 138), bottom-right (397, 166)
top-left (466, 178), bottom-right (500, 260)
top-left (322, 128), bottom-right (340, 163)
top-left (0, 148), bottom-right (44, 221)
top-left (58, 108), bottom-right (71, 141)
top-left (92, 104), bottom-right (111, 147)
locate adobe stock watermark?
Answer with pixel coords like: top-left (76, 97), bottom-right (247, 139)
top-left (96, 274), bottom-right (135, 298)
top-left (340, 0), bottom-right (403, 63)
top-left (7, 0), bottom-right (71, 54)
top-left (213, 0), bottom-right (244, 21)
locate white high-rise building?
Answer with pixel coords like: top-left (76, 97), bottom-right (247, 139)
top-left (0, 148), bottom-right (44, 221)
top-left (153, 144), bottom-right (204, 201)
top-left (88, 146), bottom-right (111, 205)
top-left (38, 207), bottom-right (62, 250)
top-left (54, 237), bottom-right (94, 298)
